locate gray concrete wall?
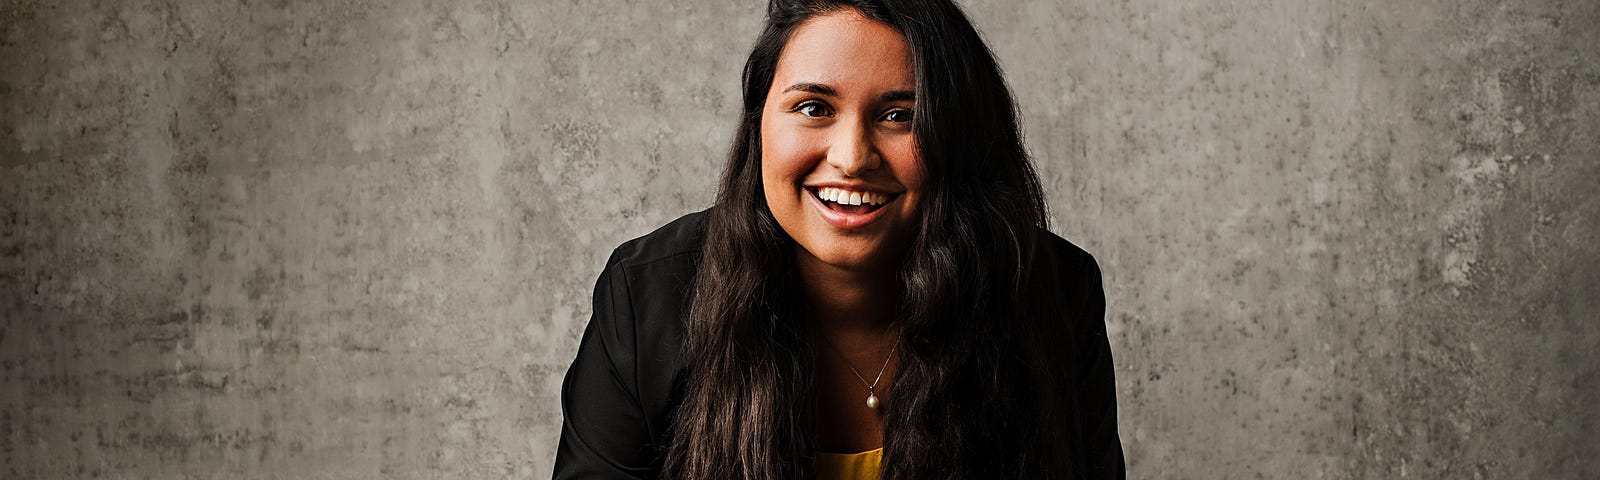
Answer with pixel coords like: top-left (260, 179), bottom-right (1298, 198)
top-left (1, 0), bottom-right (1595, 478)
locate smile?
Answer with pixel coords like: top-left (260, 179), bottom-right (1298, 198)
top-left (805, 186), bottom-right (898, 229)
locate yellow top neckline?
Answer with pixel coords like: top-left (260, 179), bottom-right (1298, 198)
top-left (814, 447), bottom-right (883, 480)
top-left (816, 447), bottom-right (883, 456)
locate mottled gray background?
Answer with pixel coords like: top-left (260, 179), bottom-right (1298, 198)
top-left (2, 0), bottom-right (1597, 478)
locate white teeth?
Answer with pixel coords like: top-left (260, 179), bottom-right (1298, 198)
top-left (815, 187), bottom-right (891, 206)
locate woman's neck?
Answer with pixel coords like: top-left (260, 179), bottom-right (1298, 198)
top-left (794, 249), bottom-right (899, 332)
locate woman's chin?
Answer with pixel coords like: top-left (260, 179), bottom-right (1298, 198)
top-left (794, 242), bottom-right (898, 273)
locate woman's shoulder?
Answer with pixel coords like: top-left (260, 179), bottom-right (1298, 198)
top-left (596, 209), bottom-right (707, 331)
top-left (1029, 227), bottom-right (1108, 348)
top-left (1035, 227), bottom-right (1102, 283)
top-left (605, 209), bottom-right (709, 271)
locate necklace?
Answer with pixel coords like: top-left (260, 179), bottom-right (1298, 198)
top-left (822, 335), bottom-right (901, 409)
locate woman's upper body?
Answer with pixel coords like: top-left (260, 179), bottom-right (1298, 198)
top-left (552, 211), bottom-right (1124, 479)
top-left (556, 0), bottom-right (1125, 477)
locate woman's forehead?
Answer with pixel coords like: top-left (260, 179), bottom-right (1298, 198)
top-left (771, 10), bottom-right (914, 96)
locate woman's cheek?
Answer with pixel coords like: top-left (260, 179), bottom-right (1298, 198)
top-left (882, 137), bottom-right (923, 191)
top-left (762, 125), bottom-right (822, 183)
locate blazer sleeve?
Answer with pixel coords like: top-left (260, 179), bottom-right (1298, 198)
top-left (1072, 251), bottom-right (1126, 480)
top-left (553, 252), bottom-right (659, 479)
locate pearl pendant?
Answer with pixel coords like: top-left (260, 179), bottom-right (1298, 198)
top-left (866, 393), bottom-right (879, 409)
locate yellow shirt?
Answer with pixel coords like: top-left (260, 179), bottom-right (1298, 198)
top-left (814, 448), bottom-right (883, 480)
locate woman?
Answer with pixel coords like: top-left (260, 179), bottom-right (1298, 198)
top-left (554, 0), bottom-right (1123, 479)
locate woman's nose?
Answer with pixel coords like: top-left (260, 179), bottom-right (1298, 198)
top-left (826, 120), bottom-right (880, 177)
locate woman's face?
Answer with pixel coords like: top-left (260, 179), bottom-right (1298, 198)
top-left (760, 9), bottom-right (923, 272)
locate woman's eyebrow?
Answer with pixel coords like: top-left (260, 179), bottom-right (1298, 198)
top-left (782, 82), bottom-right (837, 96)
top-left (880, 90), bottom-right (915, 103)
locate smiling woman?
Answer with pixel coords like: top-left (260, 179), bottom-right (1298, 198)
top-left (553, 1), bottom-right (1123, 479)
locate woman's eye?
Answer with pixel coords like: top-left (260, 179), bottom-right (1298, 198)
top-left (796, 102), bottom-right (832, 118)
top-left (882, 109), bottom-right (913, 123)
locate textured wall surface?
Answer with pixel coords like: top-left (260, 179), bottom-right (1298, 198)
top-left (2, 0), bottom-right (1596, 478)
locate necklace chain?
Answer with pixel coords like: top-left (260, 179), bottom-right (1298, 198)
top-left (822, 334), bottom-right (901, 396)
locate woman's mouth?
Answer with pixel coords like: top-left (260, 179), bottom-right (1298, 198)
top-left (809, 186), bottom-right (893, 213)
top-left (805, 186), bottom-right (897, 229)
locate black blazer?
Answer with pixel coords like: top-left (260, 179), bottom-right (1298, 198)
top-left (553, 211), bottom-right (1125, 479)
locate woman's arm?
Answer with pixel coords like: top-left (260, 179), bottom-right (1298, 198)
top-left (1072, 250), bottom-right (1127, 480)
top-left (553, 252), bottom-right (657, 479)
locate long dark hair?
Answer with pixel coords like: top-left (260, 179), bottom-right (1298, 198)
top-left (667, 0), bottom-right (1076, 478)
